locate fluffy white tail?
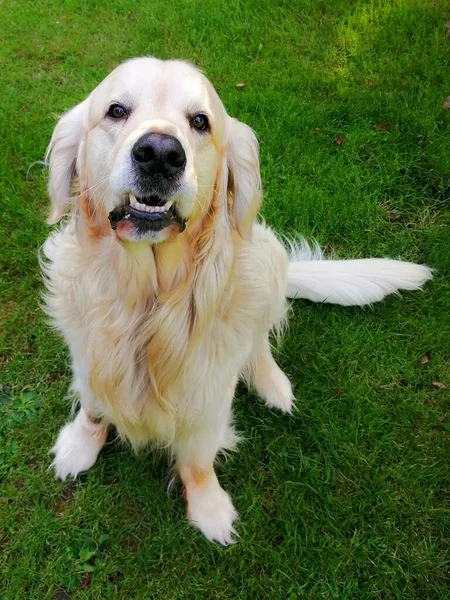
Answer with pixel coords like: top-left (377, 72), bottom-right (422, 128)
top-left (286, 239), bottom-right (433, 306)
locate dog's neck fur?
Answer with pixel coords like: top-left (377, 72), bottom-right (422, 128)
top-left (76, 150), bottom-right (233, 300)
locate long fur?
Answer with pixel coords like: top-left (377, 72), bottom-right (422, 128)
top-left (286, 239), bottom-right (433, 306)
top-left (42, 57), bottom-right (432, 544)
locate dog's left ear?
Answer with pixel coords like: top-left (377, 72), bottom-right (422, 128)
top-left (45, 100), bottom-right (87, 224)
top-left (226, 118), bottom-right (261, 240)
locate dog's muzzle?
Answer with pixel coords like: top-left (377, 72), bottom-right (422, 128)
top-left (108, 133), bottom-right (188, 237)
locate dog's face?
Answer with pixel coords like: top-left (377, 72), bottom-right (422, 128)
top-left (87, 59), bottom-right (225, 243)
top-left (47, 57), bottom-right (261, 243)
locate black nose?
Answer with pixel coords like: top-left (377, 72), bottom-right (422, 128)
top-left (132, 133), bottom-right (186, 178)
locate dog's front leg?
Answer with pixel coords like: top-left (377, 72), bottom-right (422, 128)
top-left (50, 375), bottom-right (108, 481)
top-left (178, 462), bottom-right (238, 545)
top-left (173, 384), bottom-right (239, 545)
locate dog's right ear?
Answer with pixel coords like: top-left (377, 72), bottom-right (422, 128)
top-left (46, 101), bottom-right (86, 224)
top-left (226, 118), bottom-right (261, 241)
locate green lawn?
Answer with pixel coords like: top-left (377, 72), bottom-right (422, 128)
top-left (1, 0), bottom-right (450, 598)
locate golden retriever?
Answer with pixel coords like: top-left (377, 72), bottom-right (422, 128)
top-left (41, 57), bottom-right (432, 544)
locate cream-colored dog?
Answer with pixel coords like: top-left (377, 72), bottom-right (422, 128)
top-left (42, 57), bottom-right (432, 544)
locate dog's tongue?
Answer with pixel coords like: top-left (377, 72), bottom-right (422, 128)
top-left (128, 205), bottom-right (168, 220)
top-left (108, 205), bottom-right (169, 229)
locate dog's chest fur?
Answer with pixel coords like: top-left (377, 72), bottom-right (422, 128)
top-left (42, 223), bottom-right (287, 448)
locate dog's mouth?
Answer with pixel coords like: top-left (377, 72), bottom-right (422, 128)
top-left (108, 193), bottom-right (186, 234)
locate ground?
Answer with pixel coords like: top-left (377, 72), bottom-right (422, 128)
top-left (1, 0), bottom-right (449, 598)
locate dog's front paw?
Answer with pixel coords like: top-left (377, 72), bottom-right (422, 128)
top-left (50, 411), bottom-right (106, 481)
top-left (186, 484), bottom-right (238, 545)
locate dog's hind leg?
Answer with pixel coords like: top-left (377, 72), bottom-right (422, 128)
top-left (248, 336), bottom-right (294, 413)
top-left (50, 373), bottom-right (108, 481)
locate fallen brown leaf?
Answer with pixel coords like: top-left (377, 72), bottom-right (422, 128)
top-left (432, 381), bottom-right (447, 390)
top-left (80, 573), bottom-right (91, 590)
top-left (337, 387), bottom-right (343, 398)
top-left (335, 135), bottom-right (343, 145)
top-left (420, 354), bottom-right (430, 365)
top-left (442, 96), bottom-right (450, 109)
top-left (446, 21), bottom-right (450, 38)
top-left (235, 81), bottom-right (245, 89)
top-left (374, 124), bottom-right (388, 133)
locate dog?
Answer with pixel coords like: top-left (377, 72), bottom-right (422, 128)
top-left (41, 57), bottom-right (432, 544)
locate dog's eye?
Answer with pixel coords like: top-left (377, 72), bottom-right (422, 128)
top-left (190, 114), bottom-right (209, 132)
top-left (107, 104), bottom-right (128, 119)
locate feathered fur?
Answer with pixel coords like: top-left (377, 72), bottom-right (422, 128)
top-left (286, 239), bottom-right (432, 306)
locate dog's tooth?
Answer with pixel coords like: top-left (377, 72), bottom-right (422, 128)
top-left (129, 197), bottom-right (172, 213)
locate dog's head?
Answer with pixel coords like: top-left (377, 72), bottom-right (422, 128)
top-left (46, 57), bottom-right (260, 243)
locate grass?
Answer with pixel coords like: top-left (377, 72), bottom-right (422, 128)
top-left (1, 0), bottom-right (450, 597)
